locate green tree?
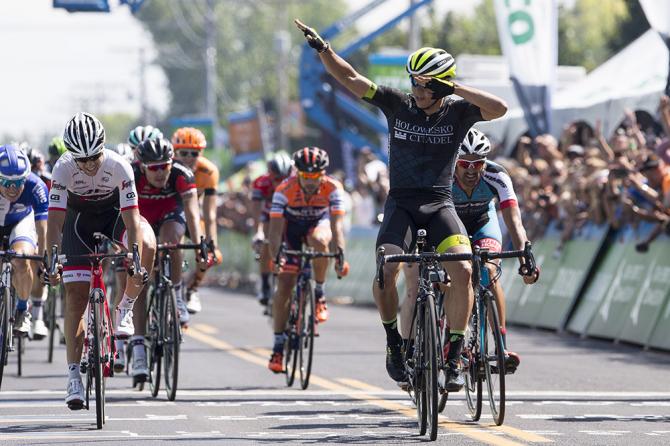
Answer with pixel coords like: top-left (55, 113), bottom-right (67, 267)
top-left (137, 0), bottom-right (348, 123)
top-left (100, 113), bottom-right (137, 145)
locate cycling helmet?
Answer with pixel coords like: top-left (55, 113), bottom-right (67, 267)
top-left (128, 125), bottom-right (163, 149)
top-left (267, 152), bottom-right (292, 178)
top-left (48, 137), bottom-right (67, 158)
top-left (113, 143), bottom-right (135, 163)
top-left (63, 112), bottom-right (106, 159)
top-left (406, 47), bottom-right (456, 79)
top-left (20, 143), bottom-right (45, 168)
top-left (136, 137), bottom-right (174, 164)
top-left (171, 127), bottom-right (207, 150)
top-left (0, 144), bottom-right (31, 180)
top-left (292, 147), bottom-right (329, 173)
top-left (458, 128), bottom-right (491, 157)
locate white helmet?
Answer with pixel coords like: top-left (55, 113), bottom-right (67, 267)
top-left (63, 112), bottom-right (106, 159)
top-left (113, 143), bottom-right (135, 163)
top-left (458, 128), bottom-right (491, 157)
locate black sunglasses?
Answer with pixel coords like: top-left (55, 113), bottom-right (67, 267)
top-left (177, 150), bottom-right (200, 158)
top-left (75, 152), bottom-right (103, 164)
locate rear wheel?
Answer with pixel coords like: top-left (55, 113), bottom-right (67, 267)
top-left (0, 288), bottom-right (9, 389)
top-left (164, 287), bottom-right (180, 401)
top-left (484, 294), bottom-right (506, 426)
top-left (464, 307), bottom-right (483, 421)
top-left (299, 280), bottom-right (315, 390)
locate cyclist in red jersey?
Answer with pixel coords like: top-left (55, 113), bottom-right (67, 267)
top-left (251, 153), bottom-right (293, 305)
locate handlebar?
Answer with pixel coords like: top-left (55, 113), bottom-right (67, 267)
top-left (157, 236), bottom-right (215, 269)
top-left (275, 243), bottom-right (346, 279)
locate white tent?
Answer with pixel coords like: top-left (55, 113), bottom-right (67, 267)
top-left (478, 29), bottom-right (669, 152)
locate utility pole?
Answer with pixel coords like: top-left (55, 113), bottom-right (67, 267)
top-left (274, 0), bottom-right (290, 152)
top-left (139, 46), bottom-right (148, 123)
top-left (408, 0), bottom-right (420, 50)
top-left (205, 0), bottom-right (219, 147)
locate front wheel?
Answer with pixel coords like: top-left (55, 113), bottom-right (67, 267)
top-left (91, 298), bottom-right (105, 429)
top-left (413, 302), bottom-right (428, 436)
top-left (46, 286), bottom-right (58, 363)
top-left (0, 288), bottom-right (9, 389)
top-left (146, 288), bottom-right (162, 398)
top-left (284, 290), bottom-right (299, 388)
top-left (464, 309), bottom-right (483, 422)
top-left (484, 294), bottom-right (506, 425)
top-left (299, 280), bottom-right (315, 390)
top-left (163, 286), bottom-right (180, 401)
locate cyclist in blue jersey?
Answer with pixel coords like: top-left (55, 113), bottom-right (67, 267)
top-left (296, 20), bottom-right (509, 389)
top-left (0, 145), bottom-right (49, 336)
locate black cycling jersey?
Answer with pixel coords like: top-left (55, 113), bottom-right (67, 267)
top-left (363, 84), bottom-right (482, 199)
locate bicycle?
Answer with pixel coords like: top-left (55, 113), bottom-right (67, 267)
top-left (460, 241), bottom-right (535, 426)
top-left (276, 243), bottom-right (344, 390)
top-left (146, 236), bottom-right (213, 401)
top-left (44, 282), bottom-right (65, 364)
top-left (0, 242), bottom-right (45, 389)
top-left (50, 233), bottom-right (142, 429)
top-left (376, 229), bottom-right (471, 441)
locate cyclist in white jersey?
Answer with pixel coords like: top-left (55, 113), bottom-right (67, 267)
top-left (46, 112), bottom-right (156, 410)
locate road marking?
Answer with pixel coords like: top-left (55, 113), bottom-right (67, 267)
top-left (186, 326), bottom-right (530, 446)
top-left (191, 323), bottom-right (219, 334)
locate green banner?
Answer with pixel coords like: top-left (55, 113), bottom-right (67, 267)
top-left (534, 223), bottom-right (608, 329)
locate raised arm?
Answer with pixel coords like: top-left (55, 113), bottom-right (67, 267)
top-left (295, 19), bottom-right (373, 99)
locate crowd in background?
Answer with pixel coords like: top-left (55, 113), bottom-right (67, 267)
top-left (217, 95), bottom-right (670, 253)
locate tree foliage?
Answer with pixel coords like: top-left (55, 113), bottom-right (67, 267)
top-left (137, 0), bottom-right (348, 122)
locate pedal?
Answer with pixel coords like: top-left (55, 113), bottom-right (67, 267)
top-left (133, 374), bottom-right (148, 388)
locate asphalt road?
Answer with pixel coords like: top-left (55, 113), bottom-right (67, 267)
top-left (1, 288), bottom-right (669, 445)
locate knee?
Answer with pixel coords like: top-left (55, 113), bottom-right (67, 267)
top-left (451, 260), bottom-right (472, 284)
top-left (381, 263), bottom-right (400, 284)
top-left (12, 258), bottom-right (30, 275)
top-left (309, 236), bottom-right (329, 251)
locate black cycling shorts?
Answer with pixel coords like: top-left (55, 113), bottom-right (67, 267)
top-left (376, 192), bottom-right (468, 253)
top-left (61, 207), bottom-right (127, 282)
top-left (151, 208), bottom-right (187, 236)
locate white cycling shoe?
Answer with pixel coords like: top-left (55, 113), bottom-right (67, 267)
top-left (115, 307), bottom-right (134, 339)
top-left (32, 319), bottom-right (48, 340)
top-left (186, 291), bottom-right (202, 314)
top-left (65, 377), bottom-right (85, 410)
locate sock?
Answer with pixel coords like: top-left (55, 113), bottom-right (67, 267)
top-left (115, 340), bottom-right (125, 358)
top-left (382, 318), bottom-right (402, 346)
top-left (131, 336), bottom-right (145, 360)
top-left (16, 299), bottom-right (28, 312)
top-left (31, 299), bottom-right (43, 320)
top-left (119, 293), bottom-right (136, 310)
top-left (68, 363), bottom-right (80, 379)
top-left (261, 273), bottom-right (271, 293)
top-left (447, 331), bottom-right (465, 363)
top-left (174, 281), bottom-right (184, 302)
top-left (273, 332), bottom-right (286, 352)
top-left (315, 282), bottom-right (325, 300)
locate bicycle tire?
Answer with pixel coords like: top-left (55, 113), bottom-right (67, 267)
top-left (484, 294), bottom-right (506, 426)
top-left (0, 288), bottom-right (8, 389)
top-left (437, 294), bottom-right (449, 414)
top-left (284, 290), bottom-right (299, 387)
top-left (92, 296), bottom-right (105, 429)
top-left (16, 335), bottom-right (22, 377)
top-left (163, 286), bottom-right (180, 401)
top-left (46, 287), bottom-right (57, 363)
top-left (414, 301), bottom-right (428, 436)
top-left (146, 288), bottom-right (162, 398)
top-left (299, 279), bottom-right (315, 390)
top-left (424, 293), bottom-right (439, 440)
top-left (464, 307), bottom-right (482, 421)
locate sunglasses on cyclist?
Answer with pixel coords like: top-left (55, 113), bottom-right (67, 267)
top-left (298, 171), bottom-right (323, 180)
top-left (0, 177), bottom-right (27, 188)
top-left (75, 152), bottom-right (103, 164)
top-left (456, 159), bottom-right (486, 170)
top-left (177, 150), bottom-right (200, 158)
top-left (143, 161), bottom-right (172, 172)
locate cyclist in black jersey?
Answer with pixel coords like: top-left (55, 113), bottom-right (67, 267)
top-left (296, 20), bottom-right (508, 389)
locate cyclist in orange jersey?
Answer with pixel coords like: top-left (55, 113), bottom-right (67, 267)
top-left (171, 127), bottom-right (222, 314)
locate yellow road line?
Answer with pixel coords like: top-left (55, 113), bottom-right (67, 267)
top-left (490, 425), bottom-right (553, 443)
top-left (185, 327), bottom-right (545, 445)
top-left (191, 323), bottom-right (219, 335)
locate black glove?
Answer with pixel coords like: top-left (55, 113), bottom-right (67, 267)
top-left (425, 78), bottom-right (455, 99)
top-left (295, 19), bottom-right (329, 53)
